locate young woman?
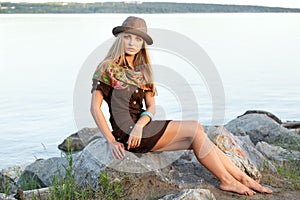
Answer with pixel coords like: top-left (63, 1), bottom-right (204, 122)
top-left (90, 16), bottom-right (272, 196)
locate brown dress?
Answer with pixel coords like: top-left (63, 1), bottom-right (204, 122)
top-left (91, 79), bottom-right (171, 153)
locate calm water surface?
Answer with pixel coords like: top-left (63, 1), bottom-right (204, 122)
top-left (0, 13), bottom-right (299, 169)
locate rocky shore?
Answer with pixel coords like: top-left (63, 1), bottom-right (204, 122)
top-left (1, 110), bottom-right (300, 200)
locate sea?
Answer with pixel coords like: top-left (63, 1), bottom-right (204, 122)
top-left (0, 13), bottom-right (299, 169)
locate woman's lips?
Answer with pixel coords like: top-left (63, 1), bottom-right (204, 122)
top-left (127, 48), bottom-right (136, 51)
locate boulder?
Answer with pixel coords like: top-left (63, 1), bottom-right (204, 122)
top-left (72, 136), bottom-right (186, 188)
top-left (205, 126), bottom-right (262, 181)
top-left (0, 193), bottom-right (16, 200)
top-left (0, 172), bottom-right (18, 195)
top-left (282, 121), bottom-right (300, 129)
top-left (55, 124), bottom-right (281, 190)
top-left (7, 187), bottom-right (50, 200)
top-left (21, 187), bottom-right (50, 200)
top-left (159, 189), bottom-right (216, 200)
top-left (225, 113), bottom-right (300, 151)
top-left (17, 157), bottom-right (68, 189)
top-left (16, 135), bottom-right (202, 192)
top-left (256, 141), bottom-right (300, 163)
top-left (1, 165), bottom-right (26, 182)
top-left (236, 135), bottom-right (277, 173)
top-left (237, 110), bottom-right (282, 124)
top-left (58, 127), bottom-right (100, 152)
top-left (163, 152), bottom-right (210, 189)
top-left (1, 164), bottom-right (29, 195)
top-left (72, 138), bottom-right (110, 188)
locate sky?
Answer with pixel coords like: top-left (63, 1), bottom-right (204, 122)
top-left (1, 0), bottom-right (300, 9)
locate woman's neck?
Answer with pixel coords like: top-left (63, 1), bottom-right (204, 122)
top-left (125, 54), bottom-right (135, 68)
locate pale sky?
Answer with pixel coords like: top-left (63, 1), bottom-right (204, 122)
top-left (1, 0), bottom-right (300, 9)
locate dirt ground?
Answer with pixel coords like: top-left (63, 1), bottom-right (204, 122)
top-left (117, 168), bottom-right (299, 200)
top-left (199, 168), bottom-right (300, 200)
top-left (204, 184), bottom-right (300, 200)
top-left (120, 177), bottom-right (300, 200)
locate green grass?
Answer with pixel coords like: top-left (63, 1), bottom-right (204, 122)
top-left (273, 134), bottom-right (300, 151)
top-left (10, 138), bottom-right (126, 200)
top-left (276, 160), bottom-right (300, 190)
top-left (48, 139), bottom-right (85, 200)
top-left (47, 139), bottom-right (124, 200)
top-left (96, 172), bottom-right (124, 200)
top-left (19, 174), bottom-right (42, 191)
top-left (0, 177), bottom-right (11, 196)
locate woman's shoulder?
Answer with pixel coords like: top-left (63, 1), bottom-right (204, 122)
top-left (93, 59), bottom-right (115, 77)
top-left (97, 59), bottom-right (116, 70)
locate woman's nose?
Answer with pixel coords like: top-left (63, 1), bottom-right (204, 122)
top-left (129, 38), bottom-right (134, 45)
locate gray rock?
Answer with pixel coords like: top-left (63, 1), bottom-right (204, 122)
top-left (0, 164), bottom-right (30, 195)
top-left (21, 187), bottom-right (50, 200)
top-left (164, 155), bottom-right (206, 189)
top-left (159, 189), bottom-right (216, 200)
top-left (237, 110), bottom-right (282, 124)
top-left (73, 136), bottom-right (186, 188)
top-left (72, 138), bottom-right (111, 188)
top-left (237, 135), bottom-right (255, 148)
top-left (204, 126), bottom-right (276, 175)
top-left (0, 193), bottom-right (17, 200)
top-left (225, 113), bottom-right (300, 151)
top-left (17, 157), bottom-right (68, 189)
top-left (205, 126), bottom-right (262, 181)
top-left (0, 172), bottom-right (18, 195)
top-left (58, 127), bottom-right (101, 152)
top-left (282, 121), bottom-right (300, 129)
top-left (3, 187), bottom-right (51, 200)
top-left (1, 165), bottom-right (27, 182)
top-left (203, 125), bottom-right (218, 136)
top-left (256, 141), bottom-right (300, 163)
top-left (15, 134), bottom-right (198, 192)
top-left (235, 136), bottom-right (277, 173)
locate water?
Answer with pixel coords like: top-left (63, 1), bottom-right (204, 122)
top-left (0, 13), bottom-right (299, 169)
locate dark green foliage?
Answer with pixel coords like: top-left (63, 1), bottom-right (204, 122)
top-left (97, 172), bottom-right (124, 200)
top-left (1, 2), bottom-right (300, 14)
top-left (276, 160), bottom-right (300, 190)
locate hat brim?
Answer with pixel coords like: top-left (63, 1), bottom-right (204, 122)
top-left (112, 26), bottom-right (153, 45)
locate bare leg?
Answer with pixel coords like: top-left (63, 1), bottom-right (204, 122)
top-left (151, 121), bottom-right (255, 195)
top-left (214, 147), bottom-right (272, 193)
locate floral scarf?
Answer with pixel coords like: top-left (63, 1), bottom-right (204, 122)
top-left (93, 61), bottom-right (152, 90)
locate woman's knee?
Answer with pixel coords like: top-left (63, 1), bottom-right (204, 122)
top-left (185, 120), bottom-right (205, 138)
top-left (196, 121), bottom-right (204, 132)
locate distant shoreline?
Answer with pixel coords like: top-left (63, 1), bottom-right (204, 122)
top-left (1, 2), bottom-right (300, 14)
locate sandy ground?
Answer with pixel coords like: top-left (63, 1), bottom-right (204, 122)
top-left (105, 165), bottom-right (300, 200)
top-left (205, 184), bottom-right (300, 200)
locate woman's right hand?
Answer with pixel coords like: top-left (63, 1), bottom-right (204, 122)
top-left (109, 140), bottom-right (125, 159)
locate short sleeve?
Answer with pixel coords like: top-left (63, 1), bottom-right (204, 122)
top-left (91, 79), bottom-right (111, 98)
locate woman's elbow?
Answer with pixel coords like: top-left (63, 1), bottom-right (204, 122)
top-left (90, 92), bottom-right (103, 116)
top-left (90, 106), bottom-right (95, 116)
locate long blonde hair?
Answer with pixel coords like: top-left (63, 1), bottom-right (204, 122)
top-left (100, 33), bottom-right (156, 94)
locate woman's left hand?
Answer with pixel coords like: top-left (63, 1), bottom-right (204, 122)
top-left (127, 125), bottom-right (143, 150)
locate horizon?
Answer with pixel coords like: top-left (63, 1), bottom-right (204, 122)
top-left (1, 0), bottom-right (300, 9)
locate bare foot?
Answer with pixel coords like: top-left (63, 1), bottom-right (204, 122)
top-left (241, 176), bottom-right (273, 194)
top-left (220, 179), bottom-right (256, 195)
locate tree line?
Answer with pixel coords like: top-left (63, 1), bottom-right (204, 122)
top-left (1, 2), bottom-right (300, 14)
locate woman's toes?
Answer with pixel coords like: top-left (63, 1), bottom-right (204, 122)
top-left (220, 181), bottom-right (255, 196)
top-left (262, 186), bottom-right (273, 194)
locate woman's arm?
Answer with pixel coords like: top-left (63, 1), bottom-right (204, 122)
top-left (127, 91), bottom-right (156, 150)
top-left (90, 90), bottom-right (125, 159)
top-left (136, 91), bottom-right (156, 126)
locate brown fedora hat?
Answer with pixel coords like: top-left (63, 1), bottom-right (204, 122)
top-left (112, 16), bottom-right (153, 45)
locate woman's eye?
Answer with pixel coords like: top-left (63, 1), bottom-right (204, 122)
top-left (124, 35), bottom-right (130, 39)
top-left (136, 38), bottom-right (142, 42)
